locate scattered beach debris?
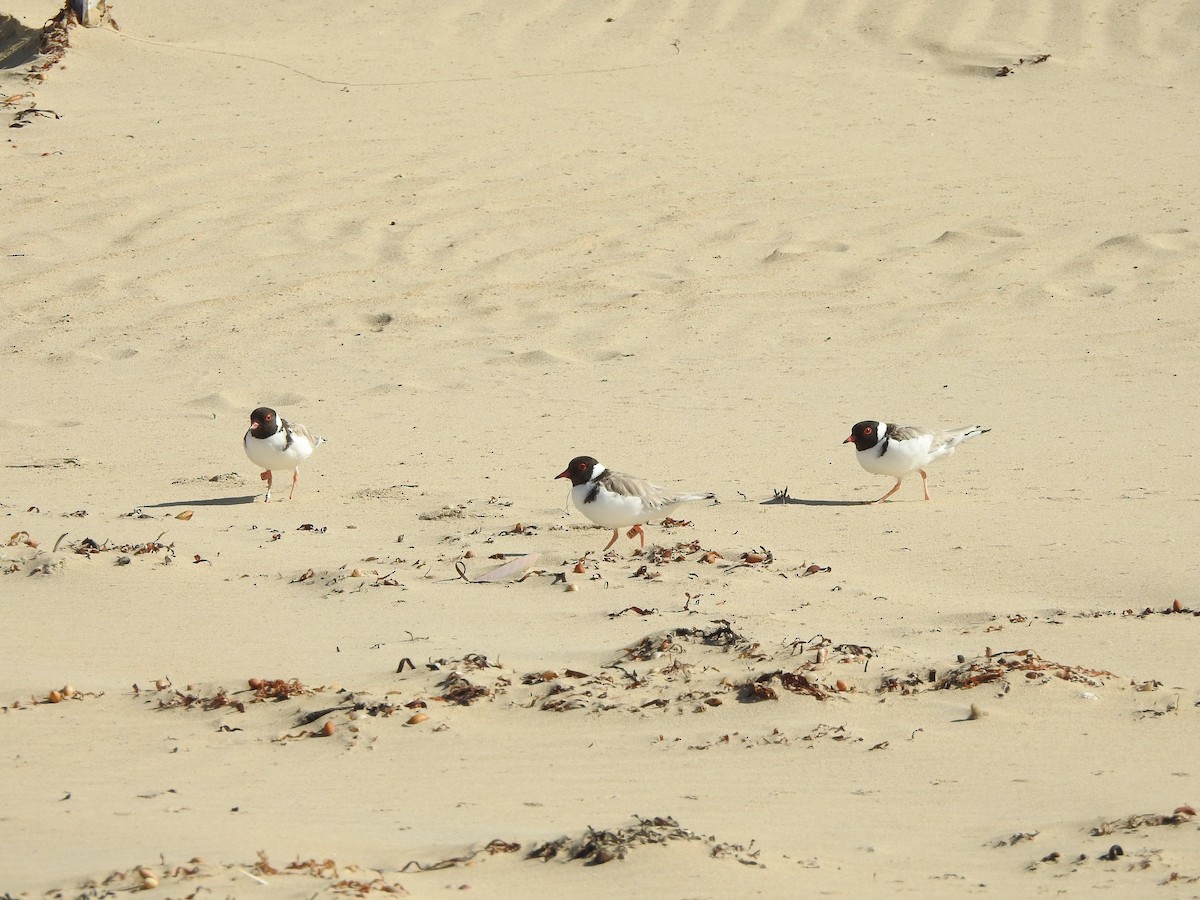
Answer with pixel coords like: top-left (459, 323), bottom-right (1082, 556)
top-left (620, 622), bottom-right (754, 662)
top-left (527, 625), bottom-right (850, 712)
top-left (641, 538), bottom-right (707, 565)
top-left (686, 723), bottom-right (861, 751)
top-left (739, 550), bottom-right (769, 565)
top-left (419, 505), bottom-right (466, 520)
top-left (4, 530), bottom-right (175, 574)
top-left (608, 605), bottom-right (657, 618)
top-left (250, 851), bottom-right (406, 893)
top-left (455, 552), bottom-right (541, 583)
top-left (498, 522), bottom-right (538, 537)
top-left (171, 472), bottom-right (242, 484)
top-left (22, 0), bottom-right (117, 86)
top-left (880, 649), bottom-right (1116, 694)
top-left (70, 533), bottom-right (176, 560)
top-left (151, 677), bottom-right (319, 715)
top-left (9, 105), bottom-right (59, 126)
top-left (275, 720), bottom-right (339, 741)
top-left (1131, 599), bottom-right (1198, 617)
top-left (291, 564), bottom-right (406, 593)
top-left (1090, 807), bottom-right (1196, 835)
top-left (526, 815), bottom-right (761, 866)
top-left (5, 530), bottom-right (38, 549)
top-left (738, 670), bottom-right (829, 702)
top-left (661, 516), bottom-right (694, 529)
top-left (3, 684), bottom-right (101, 710)
top-left (3, 456), bottom-right (80, 468)
top-left (1075, 600), bottom-right (1198, 618)
top-left (1023, 807), bottom-right (1198, 878)
top-left (438, 670), bottom-right (495, 706)
top-left (995, 53), bottom-right (1050, 77)
top-left (401, 839), bottom-right (521, 872)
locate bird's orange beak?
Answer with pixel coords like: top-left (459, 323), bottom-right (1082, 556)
top-left (843, 435), bottom-right (855, 445)
top-left (555, 469), bottom-right (570, 480)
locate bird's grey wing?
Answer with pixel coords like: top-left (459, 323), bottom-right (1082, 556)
top-left (598, 470), bottom-right (674, 508)
top-left (282, 419), bottom-right (321, 448)
top-left (886, 423), bottom-right (931, 442)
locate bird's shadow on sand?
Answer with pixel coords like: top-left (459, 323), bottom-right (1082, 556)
top-left (140, 495), bottom-right (259, 508)
top-left (760, 490), bottom-right (870, 507)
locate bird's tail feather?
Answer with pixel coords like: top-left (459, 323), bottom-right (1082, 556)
top-left (951, 425), bottom-right (989, 445)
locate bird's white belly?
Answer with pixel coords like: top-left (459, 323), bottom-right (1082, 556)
top-left (572, 484), bottom-right (662, 528)
top-left (245, 433), bottom-right (311, 471)
top-left (857, 436), bottom-right (933, 478)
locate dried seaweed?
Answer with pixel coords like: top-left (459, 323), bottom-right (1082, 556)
top-left (438, 673), bottom-right (492, 706)
top-left (1091, 807), bottom-right (1196, 835)
top-left (620, 622), bottom-right (749, 662)
top-left (882, 649), bottom-right (1116, 695)
top-left (68, 533), bottom-right (176, 559)
top-left (401, 839), bottom-right (520, 872)
top-left (526, 815), bottom-right (760, 867)
top-left (995, 53), bottom-right (1050, 77)
top-left (154, 678), bottom-right (317, 714)
top-left (937, 649), bottom-right (1115, 690)
top-left (738, 670), bottom-right (829, 702)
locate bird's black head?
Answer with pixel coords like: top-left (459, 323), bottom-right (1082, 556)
top-left (249, 407), bottom-right (280, 439)
top-left (556, 455), bottom-right (599, 486)
top-left (844, 421), bottom-right (882, 450)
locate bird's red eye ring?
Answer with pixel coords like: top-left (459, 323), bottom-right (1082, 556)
top-left (864, 426), bottom-right (873, 434)
top-left (577, 462), bottom-right (586, 469)
top-left (266, 413), bottom-right (273, 420)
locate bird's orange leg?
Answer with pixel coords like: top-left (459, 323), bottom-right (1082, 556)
top-left (626, 524), bottom-right (646, 547)
top-left (872, 479), bottom-right (903, 504)
top-left (289, 468), bottom-right (300, 500)
top-left (260, 470), bottom-right (273, 502)
top-left (603, 529), bottom-right (620, 551)
top-left (919, 469), bottom-right (931, 501)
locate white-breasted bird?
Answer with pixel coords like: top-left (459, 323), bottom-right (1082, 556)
top-left (556, 455), bottom-right (715, 550)
top-left (243, 407), bottom-right (324, 502)
top-left (844, 420), bottom-right (989, 503)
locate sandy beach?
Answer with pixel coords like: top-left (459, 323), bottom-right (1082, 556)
top-left (2, 1), bottom-right (1199, 896)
